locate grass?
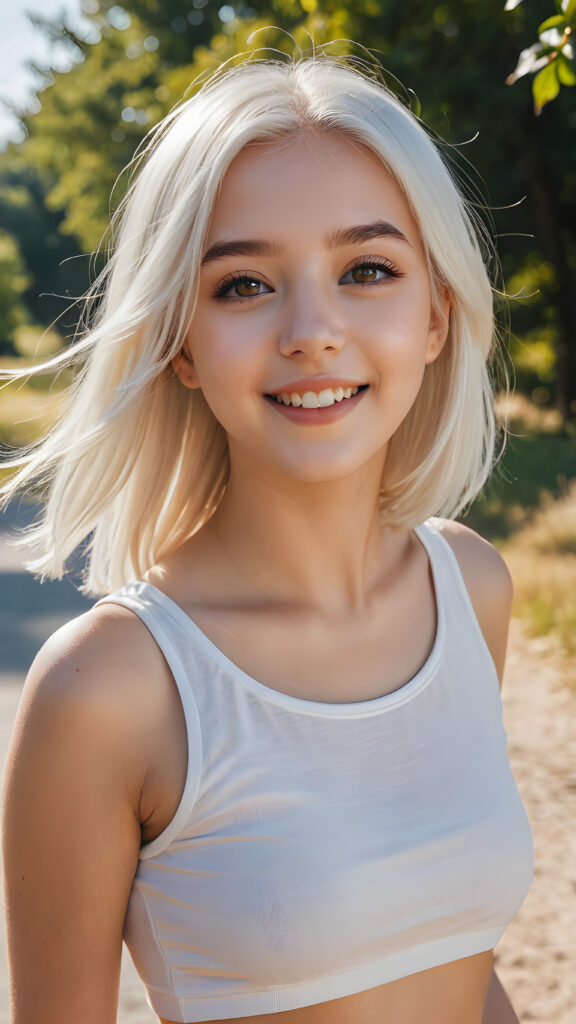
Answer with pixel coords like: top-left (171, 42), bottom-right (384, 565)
top-left (462, 394), bottom-right (576, 663)
top-left (0, 356), bottom-right (71, 484)
top-left (464, 394), bottom-right (576, 543)
top-left (502, 484), bottom-right (576, 663)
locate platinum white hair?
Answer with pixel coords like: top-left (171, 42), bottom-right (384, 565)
top-left (1, 55), bottom-right (500, 595)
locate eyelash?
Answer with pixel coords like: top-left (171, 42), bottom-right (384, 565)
top-left (212, 257), bottom-right (404, 302)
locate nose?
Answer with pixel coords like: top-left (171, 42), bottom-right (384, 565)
top-left (277, 286), bottom-right (345, 360)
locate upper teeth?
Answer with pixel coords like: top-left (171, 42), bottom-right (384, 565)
top-left (275, 386), bottom-right (360, 408)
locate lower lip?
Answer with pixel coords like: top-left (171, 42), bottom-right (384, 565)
top-left (265, 389), bottom-right (367, 425)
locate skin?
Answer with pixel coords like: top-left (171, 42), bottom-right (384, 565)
top-left (3, 134), bottom-right (520, 1024)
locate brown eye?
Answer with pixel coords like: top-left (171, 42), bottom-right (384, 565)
top-left (214, 275), bottom-right (271, 300)
top-left (340, 260), bottom-right (401, 286)
top-left (235, 278), bottom-right (261, 297)
top-left (350, 266), bottom-right (379, 283)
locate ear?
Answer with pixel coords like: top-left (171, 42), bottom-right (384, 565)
top-left (425, 285), bottom-right (451, 365)
top-left (172, 349), bottom-right (201, 390)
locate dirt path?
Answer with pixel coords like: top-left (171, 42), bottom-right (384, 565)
top-left (1, 607), bottom-right (574, 1022)
top-left (495, 623), bottom-right (576, 1023)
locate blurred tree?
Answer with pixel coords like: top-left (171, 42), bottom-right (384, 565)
top-left (4, 0), bottom-right (576, 419)
top-left (0, 229), bottom-right (30, 354)
top-left (0, 152), bottom-right (88, 334)
top-left (12, 1), bottom-right (232, 250)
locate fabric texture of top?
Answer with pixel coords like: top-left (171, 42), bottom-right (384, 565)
top-left (95, 519), bottom-right (534, 1023)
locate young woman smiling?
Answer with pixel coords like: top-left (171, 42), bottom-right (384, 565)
top-left (2, 54), bottom-right (532, 1024)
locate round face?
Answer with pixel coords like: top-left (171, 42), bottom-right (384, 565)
top-left (177, 132), bottom-right (449, 487)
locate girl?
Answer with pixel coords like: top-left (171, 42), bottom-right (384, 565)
top-left (2, 53), bottom-right (533, 1024)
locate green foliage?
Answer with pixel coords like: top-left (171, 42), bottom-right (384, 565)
top-left (505, 0), bottom-right (576, 113)
top-left (12, 2), bottom-right (229, 249)
top-left (22, 24), bottom-right (165, 250)
top-left (0, 231), bottom-right (30, 353)
top-left (0, 155), bottom-right (88, 333)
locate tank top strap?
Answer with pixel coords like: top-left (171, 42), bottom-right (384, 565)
top-left (415, 518), bottom-right (501, 691)
top-left (94, 581), bottom-right (204, 858)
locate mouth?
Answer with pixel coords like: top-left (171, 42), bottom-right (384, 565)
top-left (263, 384), bottom-right (369, 424)
top-left (264, 384), bottom-right (369, 408)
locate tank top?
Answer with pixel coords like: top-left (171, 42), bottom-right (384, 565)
top-left (96, 519), bottom-right (533, 1023)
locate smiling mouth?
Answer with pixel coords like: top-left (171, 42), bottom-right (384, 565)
top-left (265, 385), bottom-right (369, 408)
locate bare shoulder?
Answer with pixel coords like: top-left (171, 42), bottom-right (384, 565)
top-left (433, 518), bottom-right (513, 606)
top-left (24, 598), bottom-right (170, 698)
top-left (433, 519), bottom-right (513, 686)
top-left (15, 601), bottom-right (174, 784)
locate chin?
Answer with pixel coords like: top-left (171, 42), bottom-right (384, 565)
top-left (274, 449), bottom-right (384, 486)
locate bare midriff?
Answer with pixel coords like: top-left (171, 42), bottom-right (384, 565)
top-left (159, 949), bottom-right (494, 1024)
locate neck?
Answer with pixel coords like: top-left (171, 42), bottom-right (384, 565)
top-left (208, 449), bottom-right (401, 616)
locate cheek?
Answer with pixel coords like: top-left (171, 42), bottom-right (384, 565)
top-left (186, 322), bottom-right (243, 389)
top-left (359, 281), bottom-right (433, 346)
top-left (363, 313), bottom-right (433, 380)
top-left (185, 320), bottom-right (263, 432)
top-left (189, 308), bottom-right (263, 372)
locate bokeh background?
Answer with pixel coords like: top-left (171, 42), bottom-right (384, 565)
top-left (0, 2), bottom-right (574, 1022)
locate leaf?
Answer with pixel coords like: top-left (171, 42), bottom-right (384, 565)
top-left (538, 15), bottom-right (567, 33)
top-left (557, 52), bottom-right (576, 84)
top-left (564, 0), bottom-right (576, 19)
top-left (533, 60), bottom-right (561, 113)
top-left (504, 0), bottom-right (524, 9)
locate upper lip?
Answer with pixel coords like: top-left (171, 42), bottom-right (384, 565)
top-left (266, 377), bottom-right (367, 396)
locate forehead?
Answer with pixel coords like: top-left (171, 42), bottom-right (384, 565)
top-left (206, 132), bottom-right (423, 247)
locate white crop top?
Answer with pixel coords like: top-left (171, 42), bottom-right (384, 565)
top-left (96, 520), bottom-right (533, 1023)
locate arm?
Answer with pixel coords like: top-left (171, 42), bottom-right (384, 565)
top-left (483, 970), bottom-right (521, 1024)
top-left (439, 522), bottom-right (521, 1024)
top-left (2, 608), bottom-right (157, 1024)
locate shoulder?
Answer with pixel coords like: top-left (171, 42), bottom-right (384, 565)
top-left (26, 600), bottom-right (171, 711)
top-left (432, 518), bottom-right (513, 607)
top-left (431, 518), bottom-right (513, 686)
top-left (15, 602), bottom-right (174, 798)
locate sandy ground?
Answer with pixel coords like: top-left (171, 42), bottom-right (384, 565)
top-left (0, 505), bottom-right (574, 1023)
top-left (494, 626), bottom-right (576, 1024)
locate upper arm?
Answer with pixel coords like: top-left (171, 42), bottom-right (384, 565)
top-left (2, 607), bottom-right (162, 1024)
top-left (483, 970), bottom-right (520, 1023)
top-left (436, 520), bottom-right (514, 688)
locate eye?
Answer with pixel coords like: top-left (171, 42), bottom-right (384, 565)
top-left (213, 273), bottom-right (273, 301)
top-left (340, 258), bottom-right (403, 285)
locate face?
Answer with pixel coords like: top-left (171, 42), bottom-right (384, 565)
top-left (175, 132), bottom-right (450, 487)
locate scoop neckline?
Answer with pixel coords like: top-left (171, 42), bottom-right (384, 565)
top-left (136, 523), bottom-right (445, 718)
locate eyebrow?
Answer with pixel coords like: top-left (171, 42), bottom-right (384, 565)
top-left (327, 220), bottom-right (410, 249)
top-left (200, 220), bottom-right (411, 265)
